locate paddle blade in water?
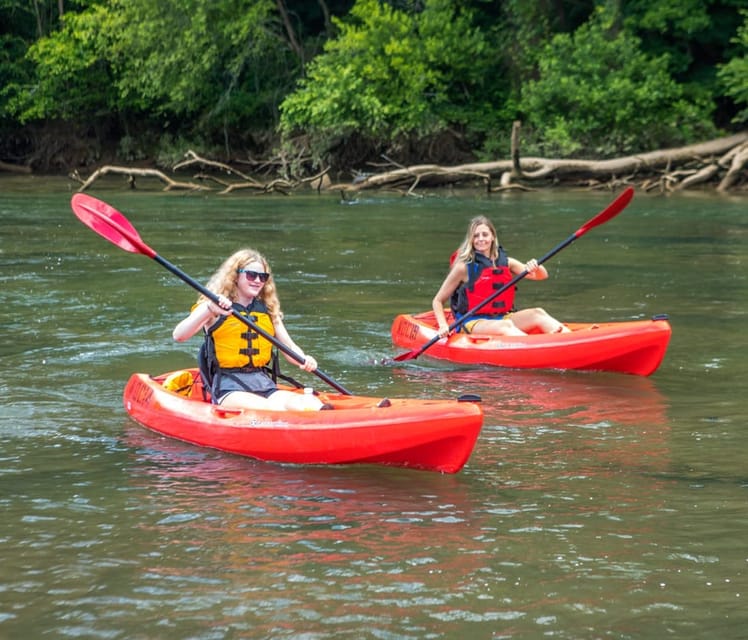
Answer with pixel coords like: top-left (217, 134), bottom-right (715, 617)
top-left (393, 349), bottom-right (421, 362)
top-left (71, 193), bottom-right (155, 257)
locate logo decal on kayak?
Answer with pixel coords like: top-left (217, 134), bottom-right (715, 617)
top-left (396, 318), bottom-right (421, 342)
top-left (130, 379), bottom-right (154, 406)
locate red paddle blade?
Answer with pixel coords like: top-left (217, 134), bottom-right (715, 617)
top-left (71, 193), bottom-right (156, 258)
top-left (576, 187), bottom-right (634, 237)
top-left (392, 349), bottom-right (419, 362)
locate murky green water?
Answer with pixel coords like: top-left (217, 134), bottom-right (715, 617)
top-left (1, 177), bottom-right (746, 638)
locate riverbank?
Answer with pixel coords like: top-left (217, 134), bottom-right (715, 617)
top-left (4, 131), bottom-right (744, 197)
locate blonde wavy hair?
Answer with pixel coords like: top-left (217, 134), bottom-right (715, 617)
top-left (454, 215), bottom-right (499, 264)
top-left (198, 248), bottom-right (282, 320)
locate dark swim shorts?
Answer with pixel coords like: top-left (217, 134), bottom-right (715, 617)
top-left (212, 369), bottom-right (277, 404)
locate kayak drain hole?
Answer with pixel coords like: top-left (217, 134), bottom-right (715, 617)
top-left (457, 394), bottom-right (482, 403)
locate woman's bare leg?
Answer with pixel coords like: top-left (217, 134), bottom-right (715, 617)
top-left (469, 318), bottom-right (527, 336)
top-left (511, 307), bottom-right (569, 334)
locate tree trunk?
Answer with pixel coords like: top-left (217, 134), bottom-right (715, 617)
top-left (333, 132), bottom-right (748, 195)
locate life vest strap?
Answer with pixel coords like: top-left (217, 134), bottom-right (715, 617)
top-left (222, 366), bottom-right (264, 374)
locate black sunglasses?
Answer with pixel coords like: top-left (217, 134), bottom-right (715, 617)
top-left (237, 269), bottom-right (270, 283)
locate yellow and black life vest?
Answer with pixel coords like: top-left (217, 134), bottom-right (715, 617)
top-left (206, 299), bottom-right (275, 369)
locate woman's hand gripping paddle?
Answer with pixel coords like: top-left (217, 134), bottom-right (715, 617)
top-left (393, 187), bottom-right (635, 363)
top-left (70, 193), bottom-right (353, 395)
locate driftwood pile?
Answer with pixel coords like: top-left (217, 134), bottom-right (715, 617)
top-left (69, 150), bottom-right (330, 195)
top-left (70, 131), bottom-right (748, 196)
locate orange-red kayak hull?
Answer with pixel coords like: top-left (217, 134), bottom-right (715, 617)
top-left (123, 370), bottom-right (483, 474)
top-left (392, 311), bottom-right (671, 376)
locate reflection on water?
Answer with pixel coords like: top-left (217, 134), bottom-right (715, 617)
top-left (119, 427), bottom-right (489, 637)
top-left (394, 366), bottom-right (669, 426)
top-left (108, 423), bottom-right (675, 638)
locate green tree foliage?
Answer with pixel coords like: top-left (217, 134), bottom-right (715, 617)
top-left (6, 4), bottom-right (117, 122)
top-left (0, 0), bottom-right (67, 122)
top-left (621, 0), bottom-right (745, 127)
top-left (718, 10), bottom-right (748, 124)
top-left (622, 0), bottom-right (713, 74)
top-left (6, 0), bottom-right (300, 150)
top-left (0, 32), bottom-right (32, 122)
top-left (520, 7), bottom-right (717, 157)
top-left (1, 0), bottom-right (746, 169)
top-left (278, 0), bottom-right (497, 156)
top-left (107, 0), bottom-right (280, 124)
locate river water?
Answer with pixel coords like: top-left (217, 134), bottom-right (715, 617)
top-left (1, 176), bottom-right (746, 638)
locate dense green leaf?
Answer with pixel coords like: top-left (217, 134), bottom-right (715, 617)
top-left (520, 7), bottom-right (717, 157)
top-left (279, 0), bottom-right (496, 156)
top-left (717, 9), bottom-right (748, 123)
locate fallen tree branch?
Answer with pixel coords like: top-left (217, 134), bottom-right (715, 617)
top-left (73, 165), bottom-right (208, 192)
top-left (675, 164), bottom-right (720, 190)
top-left (0, 160), bottom-right (31, 174)
top-left (718, 141), bottom-right (748, 192)
top-left (334, 131), bottom-right (748, 194)
top-left (174, 149), bottom-right (254, 181)
top-left (71, 132), bottom-right (748, 196)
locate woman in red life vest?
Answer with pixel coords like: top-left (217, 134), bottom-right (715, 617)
top-left (432, 216), bottom-right (570, 338)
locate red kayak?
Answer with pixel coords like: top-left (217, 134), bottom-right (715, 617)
top-left (391, 311), bottom-right (671, 376)
top-left (123, 369), bottom-right (483, 474)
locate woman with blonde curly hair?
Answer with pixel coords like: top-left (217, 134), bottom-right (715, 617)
top-left (173, 248), bottom-right (329, 411)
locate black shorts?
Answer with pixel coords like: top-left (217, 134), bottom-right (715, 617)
top-left (212, 369), bottom-right (277, 404)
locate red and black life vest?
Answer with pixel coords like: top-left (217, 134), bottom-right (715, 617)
top-left (450, 248), bottom-right (516, 318)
